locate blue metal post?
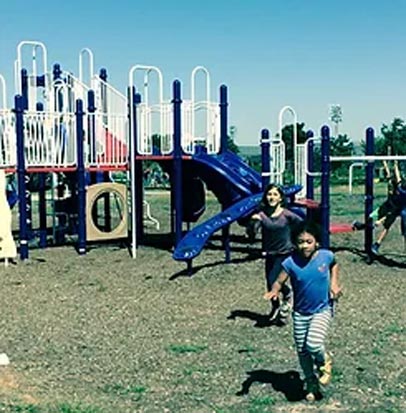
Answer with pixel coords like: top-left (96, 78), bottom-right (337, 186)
top-left (260, 128), bottom-right (271, 254)
top-left (99, 68), bottom-right (108, 82)
top-left (306, 130), bottom-right (315, 200)
top-left (76, 99), bottom-right (86, 255)
top-left (306, 130), bottom-right (315, 221)
top-left (129, 87), bottom-right (144, 243)
top-left (52, 63), bottom-right (62, 80)
top-left (219, 85), bottom-right (231, 262)
top-left (260, 129), bottom-right (271, 190)
top-left (99, 68), bottom-right (109, 129)
top-left (172, 80), bottom-right (183, 247)
top-left (21, 69), bottom-right (28, 110)
top-left (15, 95), bottom-right (29, 260)
top-left (37, 102), bottom-right (47, 248)
top-left (219, 85), bottom-right (228, 154)
top-left (53, 64), bottom-right (63, 111)
top-left (365, 128), bottom-right (374, 259)
top-left (88, 90), bottom-right (97, 162)
top-left (320, 126), bottom-right (330, 248)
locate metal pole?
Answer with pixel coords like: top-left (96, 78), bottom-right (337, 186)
top-left (365, 128), bottom-right (374, 259)
top-left (331, 155), bottom-right (406, 162)
top-left (219, 85), bottom-right (230, 262)
top-left (306, 130), bottom-right (315, 200)
top-left (320, 125), bottom-right (330, 248)
top-left (172, 80), bottom-right (183, 247)
top-left (15, 95), bottom-right (29, 260)
top-left (260, 129), bottom-right (271, 190)
top-left (76, 99), bottom-right (86, 255)
top-left (129, 87), bottom-right (141, 258)
top-left (219, 85), bottom-right (228, 154)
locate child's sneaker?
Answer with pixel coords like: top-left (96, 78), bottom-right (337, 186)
top-left (305, 378), bottom-right (320, 402)
top-left (371, 242), bottom-right (380, 255)
top-left (318, 353), bottom-right (333, 386)
top-left (268, 298), bottom-right (280, 322)
top-left (352, 220), bottom-right (365, 231)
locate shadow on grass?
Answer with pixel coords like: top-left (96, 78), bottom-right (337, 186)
top-left (227, 309), bottom-right (286, 328)
top-left (332, 246), bottom-right (406, 268)
top-left (169, 252), bottom-right (261, 280)
top-left (236, 369), bottom-right (305, 401)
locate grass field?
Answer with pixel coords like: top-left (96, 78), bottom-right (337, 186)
top-left (0, 187), bottom-right (405, 413)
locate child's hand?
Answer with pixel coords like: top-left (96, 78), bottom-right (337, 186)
top-left (251, 213), bottom-right (261, 221)
top-left (264, 290), bottom-right (278, 301)
top-left (330, 286), bottom-right (342, 300)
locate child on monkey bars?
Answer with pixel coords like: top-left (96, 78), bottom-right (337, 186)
top-left (352, 160), bottom-right (406, 253)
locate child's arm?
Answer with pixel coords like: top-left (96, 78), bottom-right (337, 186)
top-left (394, 160), bottom-right (402, 185)
top-left (375, 215), bottom-right (387, 226)
top-left (383, 160), bottom-right (391, 179)
top-left (251, 212), bottom-right (263, 221)
top-left (264, 270), bottom-right (289, 300)
top-left (330, 262), bottom-right (342, 300)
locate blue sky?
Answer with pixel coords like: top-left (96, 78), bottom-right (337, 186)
top-left (1, 0), bottom-right (406, 144)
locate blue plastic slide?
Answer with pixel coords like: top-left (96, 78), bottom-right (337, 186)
top-left (173, 193), bottom-right (262, 261)
top-left (191, 150), bottom-right (261, 204)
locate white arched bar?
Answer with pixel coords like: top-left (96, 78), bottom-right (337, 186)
top-left (79, 47), bottom-right (94, 86)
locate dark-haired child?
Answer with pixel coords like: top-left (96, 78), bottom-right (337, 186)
top-left (264, 221), bottom-right (342, 402)
top-left (251, 183), bottom-right (302, 323)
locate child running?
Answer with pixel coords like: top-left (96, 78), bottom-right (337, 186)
top-left (251, 183), bottom-right (302, 323)
top-left (264, 220), bottom-right (342, 402)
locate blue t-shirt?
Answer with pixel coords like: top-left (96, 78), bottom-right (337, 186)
top-left (282, 249), bottom-right (335, 315)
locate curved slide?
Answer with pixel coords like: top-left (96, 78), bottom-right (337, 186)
top-left (173, 150), bottom-right (303, 262)
top-left (173, 193), bottom-right (262, 261)
top-left (190, 150), bottom-right (261, 206)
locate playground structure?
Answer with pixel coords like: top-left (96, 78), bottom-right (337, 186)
top-left (305, 126), bottom-right (406, 262)
top-left (2, 41), bottom-right (403, 265)
top-left (1, 40), bottom-right (279, 261)
top-left (0, 40), bottom-right (314, 262)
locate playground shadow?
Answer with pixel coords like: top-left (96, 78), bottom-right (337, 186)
top-left (169, 252), bottom-right (261, 280)
top-left (332, 246), bottom-right (406, 269)
top-left (139, 233), bottom-right (176, 252)
top-left (369, 253), bottom-right (406, 268)
top-left (236, 369), bottom-right (306, 401)
top-left (227, 309), bottom-right (285, 329)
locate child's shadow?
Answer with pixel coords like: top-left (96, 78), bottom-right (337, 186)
top-left (236, 369), bottom-right (305, 401)
top-left (227, 309), bottom-right (284, 328)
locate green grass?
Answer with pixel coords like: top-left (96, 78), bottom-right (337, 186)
top-left (3, 184), bottom-right (406, 413)
top-left (248, 396), bottom-right (276, 413)
top-left (167, 344), bottom-right (208, 354)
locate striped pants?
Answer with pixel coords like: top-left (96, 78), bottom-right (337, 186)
top-left (292, 308), bottom-right (332, 381)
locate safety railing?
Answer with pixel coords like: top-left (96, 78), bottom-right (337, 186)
top-left (24, 111), bottom-right (77, 167)
top-left (0, 109), bottom-right (16, 168)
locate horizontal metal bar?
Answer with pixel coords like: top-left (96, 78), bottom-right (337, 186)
top-left (330, 155), bottom-right (406, 162)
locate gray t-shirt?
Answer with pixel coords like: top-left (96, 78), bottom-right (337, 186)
top-left (259, 209), bottom-right (302, 255)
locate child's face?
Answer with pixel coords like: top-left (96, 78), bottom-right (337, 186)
top-left (266, 187), bottom-right (282, 207)
top-left (296, 231), bottom-right (318, 258)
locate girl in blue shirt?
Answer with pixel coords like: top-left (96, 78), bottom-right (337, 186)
top-left (265, 220), bottom-right (342, 402)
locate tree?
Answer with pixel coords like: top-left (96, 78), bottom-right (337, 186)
top-left (380, 118), bottom-right (406, 155)
top-left (329, 104), bottom-right (343, 137)
top-left (280, 122), bottom-right (308, 160)
top-left (227, 125), bottom-right (240, 154)
top-left (279, 122), bottom-right (308, 184)
top-left (329, 134), bottom-right (354, 179)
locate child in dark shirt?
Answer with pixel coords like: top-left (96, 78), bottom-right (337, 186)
top-left (251, 184), bottom-right (302, 323)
